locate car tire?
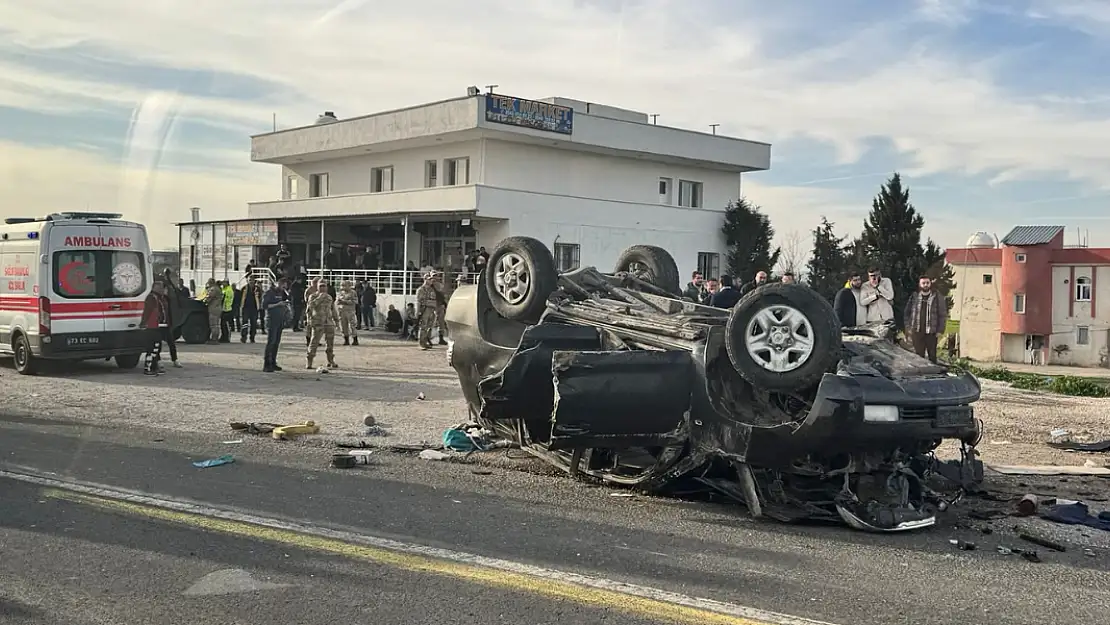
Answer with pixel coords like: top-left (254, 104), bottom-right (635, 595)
top-left (484, 236), bottom-right (559, 323)
top-left (614, 245), bottom-right (681, 295)
top-left (725, 283), bottom-right (841, 392)
top-left (115, 353), bottom-right (141, 370)
top-left (180, 313), bottom-right (210, 344)
top-left (12, 333), bottom-right (36, 375)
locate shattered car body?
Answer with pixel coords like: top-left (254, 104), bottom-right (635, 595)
top-left (445, 236), bottom-right (985, 532)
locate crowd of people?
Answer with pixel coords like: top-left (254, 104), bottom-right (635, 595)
top-left (683, 267), bottom-right (947, 364)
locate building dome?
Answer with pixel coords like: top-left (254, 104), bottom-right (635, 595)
top-left (966, 231), bottom-right (997, 248)
top-left (314, 111), bottom-right (339, 125)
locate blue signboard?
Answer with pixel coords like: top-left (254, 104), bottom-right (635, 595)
top-left (485, 94), bottom-right (574, 135)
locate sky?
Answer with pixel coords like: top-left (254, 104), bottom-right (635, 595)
top-left (1, 0), bottom-right (1108, 252)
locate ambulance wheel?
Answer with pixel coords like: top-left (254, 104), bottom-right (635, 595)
top-left (13, 333), bottom-right (36, 375)
top-left (115, 354), bottom-right (141, 370)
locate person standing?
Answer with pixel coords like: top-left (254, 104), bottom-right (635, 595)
top-left (860, 268), bottom-right (895, 322)
top-left (139, 281), bottom-right (179, 374)
top-left (360, 281), bottom-right (377, 329)
top-left (432, 273), bottom-right (449, 346)
top-left (219, 281), bottom-right (234, 342)
top-left (903, 276), bottom-right (946, 363)
top-left (305, 281), bottom-right (339, 369)
top-left (261, 277), bottom-right (291, 373)
top-left (290, 275), bottom-right (307, 332)
top-left (240, 278), bottom-right (261, 343)
top-left (834, 272), bottom-right (868, 328)
top-left (710, 275), bottom-right (743, 309)
top-left (304, 277), bottom-right (322, 346)
top-left (683, 271), bottom-right (706, 302)
top-left (415, 273), bottom-right (440, 350)
top-left (202, 279), bottom-right (223, 344)
top-left (739, 270), bottom-right (768, 296)
top-left (336, 280), bottom-right (359, 346)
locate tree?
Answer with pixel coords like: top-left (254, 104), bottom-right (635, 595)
top-left (721, 198), bottom-right (780, 283)
top-left (856, 173), bottom-right (957, 328)
top-left (775, 230), bottom-right (807, 279)
top-left (806, 217), bottom-right (849, 302)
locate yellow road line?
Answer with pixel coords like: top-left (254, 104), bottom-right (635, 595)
top-left (42, 487), bottom-right (815, 625)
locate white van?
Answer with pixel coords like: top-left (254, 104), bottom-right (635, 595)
top-left (0, 212), bottom-right (153, 374)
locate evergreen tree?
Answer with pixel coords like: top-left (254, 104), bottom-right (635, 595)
top-left (721, 198), bottom-right (780, 282)
top-left (857, 173), bottom-right (957, 327)
top-left (806, 216), bottom-right (849, 302)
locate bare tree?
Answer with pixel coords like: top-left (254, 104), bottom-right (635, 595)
top-left (775, 230), bottom-right (807, 279)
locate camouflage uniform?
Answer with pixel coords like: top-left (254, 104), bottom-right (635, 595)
top-left (304, 278), bottom-right (322, 346)
top-left (305, 288), bottom-right (339, 369)
top-left (335, 280), bottom-right (359, 346)
top-left (203, 280), bottom-right (223, 342)
top-left (415, 275), bottom-right (440, 349)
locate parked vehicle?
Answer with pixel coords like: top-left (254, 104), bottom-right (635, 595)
top-left (444, 236), bottom-right (985, 532)
top-left (0, 212), bottom-right (154, 374)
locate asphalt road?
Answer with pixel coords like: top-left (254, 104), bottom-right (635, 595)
top-left (2, 413), bottom-right (1109, 625)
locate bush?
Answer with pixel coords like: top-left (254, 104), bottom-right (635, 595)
top-left (946, 358), bottom-right (1110, 398)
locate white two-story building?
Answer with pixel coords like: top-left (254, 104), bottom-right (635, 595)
top-left (178, 90), bottom-right (771, 305)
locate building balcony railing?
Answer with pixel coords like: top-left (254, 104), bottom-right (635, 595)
top-left (250, 267), bottom-right (480, 297)
top-left (246, 185), bottom-right (479, 221)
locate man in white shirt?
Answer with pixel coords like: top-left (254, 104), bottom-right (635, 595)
top-left (860, 268), bottom-right (895, 322)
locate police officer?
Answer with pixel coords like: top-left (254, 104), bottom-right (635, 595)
top-left (415, 272), bottom-right (440, 350)
top-left (335, 279), bottom-right (359, 346)
top-left (305, 280), bottom-right (339, 369)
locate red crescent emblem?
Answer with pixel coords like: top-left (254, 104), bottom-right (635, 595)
top-left (59, 261), bottom-right (95, 295)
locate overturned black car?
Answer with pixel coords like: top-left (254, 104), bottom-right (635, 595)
top-left (445, 237), bottom-right (985, 532)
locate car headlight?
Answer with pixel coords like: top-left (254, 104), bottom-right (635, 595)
top-left (863, 405), bottom-right (899, 422)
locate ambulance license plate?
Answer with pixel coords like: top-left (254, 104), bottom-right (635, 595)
top-left (65, 335), bottom-right (101, 347)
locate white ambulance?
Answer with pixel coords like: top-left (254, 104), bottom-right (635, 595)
top-left (0, 212), bottom-right (153, 374)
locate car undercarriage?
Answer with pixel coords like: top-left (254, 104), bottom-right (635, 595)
top-left (445, 237), bottom-right (985, 532)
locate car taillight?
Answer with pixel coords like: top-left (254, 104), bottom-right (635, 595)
top-left (39, 296), bottom-right (50, 336)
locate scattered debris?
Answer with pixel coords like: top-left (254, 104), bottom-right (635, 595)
top-left (193, 455), bottom-right (234, 469)
top-left (416, 392), bottom-right (426, 401)
top-left (1049, 439), bottom-right (1110, 453)
top-left (363, 415), bottom-right (376, 427)
top-left (271, 421), bottom-right (320, 440)
top-left (332, 453), bottom-right (356, 469)
top-left (471, 470), bottom-right (494, 476)
top-left (1018, 530), bottom-right (1068, 552)
top-left (1084, 548), bottom-right (1098, 557)
top-left (1040, 501), bottom-right (1110, 532)
top-left (222, 439), bottom-right (243, 445)
top-left (949, 539), bottom-right (977, 551)
top-left (443, 423), bottom-right (496, 452)
top-left (230, 422), bottom-right (282, 435)
top-left (316, 366), bottom-right (329, 374)
top-left (989, 465), bottom-right (1110, 476)
top-left (418, 449), bottom-right (450, 461)
top-left (610, 492), bottom-right (636, 498)
top-left (1017, 494), bottom-right (1039, 516)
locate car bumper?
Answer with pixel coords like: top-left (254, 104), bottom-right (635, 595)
top-left (33, 330), bottom-right (155, 360)
top-left (741, 371), bottom-right (982, 464)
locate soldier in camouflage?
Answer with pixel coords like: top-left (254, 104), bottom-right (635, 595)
top-left (414, 272), bottom-right (440, 350)
top-left (203, 279), bottom-right (223, 343)
top-left (335, 279), bottom-right (359, 346)
top-left (305, 280), bottom-right (339, 369)
top-left (304, 277), bottom-right (323, 346)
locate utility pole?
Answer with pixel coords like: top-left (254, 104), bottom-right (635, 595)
top-left (485, 84), bottom-right (498, 94)
top-left (709, 124), bottom-right (719, 135)
top-left (650, 114), bottom-right (659, 125)
top-left (272, 113), bottom-right (276, 132)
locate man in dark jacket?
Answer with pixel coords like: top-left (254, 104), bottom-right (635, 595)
top-left (834, 272), bottom-right (865, 328)
top-left (683, 271), bottom-right (706, 301)
top-left (739, 270), bottom-right (768, 296)
top-left (903, 276), bottom-right (947, 363)
top-left (240, 279), bottom-right (261, 343)
top-left (360, 282), bottom-right (378, 328)
top-left (710, 275), bottom-right (743, 309)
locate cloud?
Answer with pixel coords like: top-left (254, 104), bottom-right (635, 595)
top-left (0, 140), bottom-right (270, 249)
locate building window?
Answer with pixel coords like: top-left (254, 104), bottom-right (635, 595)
top-left (308, 173), bottom-right (329, 198)
top-left (1075, 276), bottom-right (1092, 302)
top-left (982, 274), bottom-right (992, 284)
top-left (697, 252), bottom-right (720, 279)
top-left (554, 243), bottom-right (580, 272)
top-left (370, 166), bottom-right (394, 193)
top-left (445, 158), bottom-right (470, 185)
top-left (678, 180), bottom-right (702, 208)
top-left (1077, 326), bottom-right (1091, 346)
top-left (425, 160), bottom-right (438, 187)
top-left (1013, 293), bottom-right (1026, 314)
top-left (287, 175), bottom-right (299, 200)
top-left (658, 178), bottom-right (672, 204)
top-left (1014, 253), bottom-right (1027, 263)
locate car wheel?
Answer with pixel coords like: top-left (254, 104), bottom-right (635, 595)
top-left (484, 236), bottom-right (559, 323)
top-left (724, 282), bottom-right (841, 392)
top-left (180, 313), bottom-right (210, 344)
top-left (13, 333), bottom-right (37, 375)
top-left (115, 353), bottom-right (141, 370)
top-left (614, 245), bottom-right (681, 295)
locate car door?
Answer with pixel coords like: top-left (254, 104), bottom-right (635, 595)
top-left (98, 225), bottom-right (149, 334)
top-left (548, 349), bottom-right (694, 451)
top-left (49, 225), bottom-right (107, 345)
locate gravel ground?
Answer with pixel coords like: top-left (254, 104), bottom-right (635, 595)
top-left (2, 328), bottom-right (466, 448)
top-left (3, 332), bottom-right (1110, 470)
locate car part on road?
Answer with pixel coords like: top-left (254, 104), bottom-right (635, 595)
top-left (445, 236), bottom-right (986, 533)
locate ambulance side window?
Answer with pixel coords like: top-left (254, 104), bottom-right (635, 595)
top-left (53, 251), bottom-right (99, 298)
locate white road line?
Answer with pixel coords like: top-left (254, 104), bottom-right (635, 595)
top-left (1, 466), bottom-right (839, 625)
